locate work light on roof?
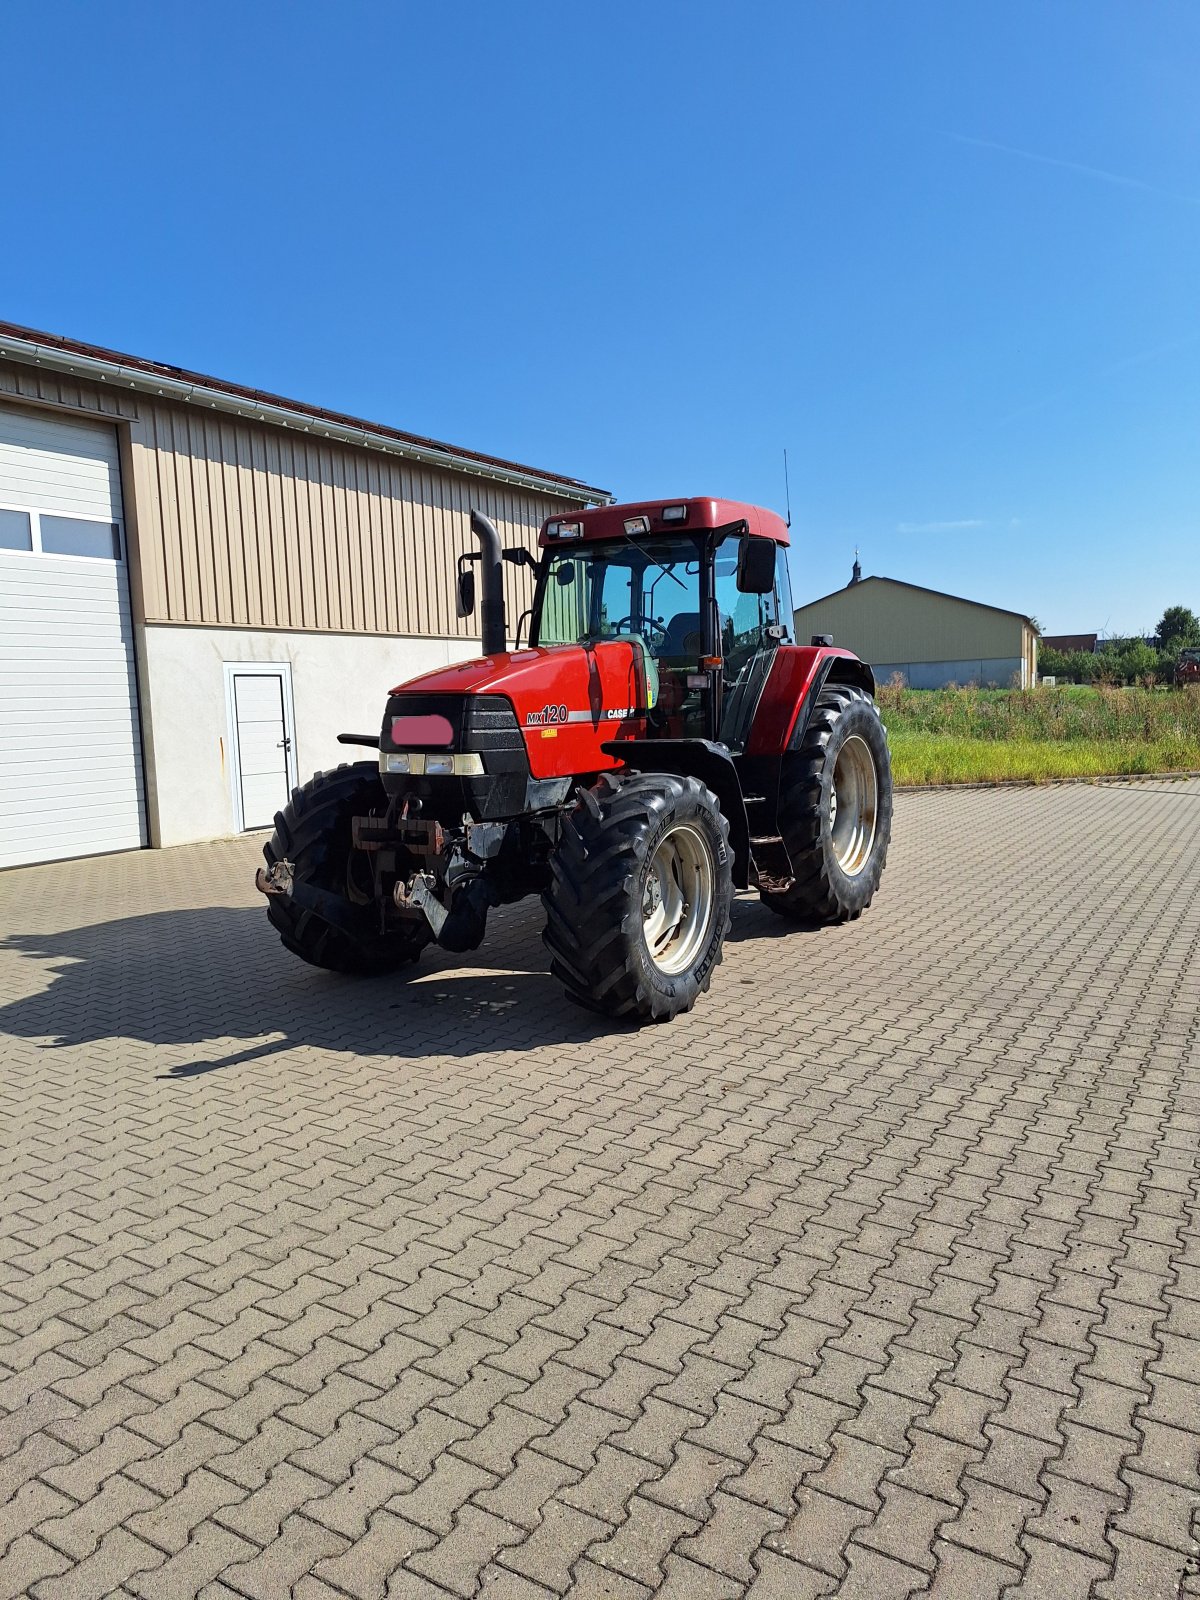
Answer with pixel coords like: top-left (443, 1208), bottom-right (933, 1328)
top-left (661, 504), bottom-right (688, 522)
top-left (548, 519), bottom-right (583, 539)
top-left (623, 515), bottom-right (650, 537)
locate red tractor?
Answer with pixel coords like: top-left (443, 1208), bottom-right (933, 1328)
top-left (256, 498), bottom-right (892, 1021)
top-left (1176, 648), bottom-right (1200, 687)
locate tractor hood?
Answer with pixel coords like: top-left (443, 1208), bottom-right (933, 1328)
top-left (388, 644), bottom-right (597, 700)
top-left (386, 640), bottom-right (656, 781)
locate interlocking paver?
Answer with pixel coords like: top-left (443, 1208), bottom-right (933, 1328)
top-left (2, 779), bottom-right (1199, 1597)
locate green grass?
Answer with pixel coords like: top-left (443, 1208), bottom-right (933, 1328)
top-left (879, 684), bottom-right (1200, 785)
top-left (890, 734), bottom-right (1200, 785)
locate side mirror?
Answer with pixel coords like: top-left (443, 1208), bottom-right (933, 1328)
top-left (456, 564), bottom-right (476, 618)
top-left (736, 534), bottom-right (776, 595)
top-left (555, 563), bottom-right (575, 587)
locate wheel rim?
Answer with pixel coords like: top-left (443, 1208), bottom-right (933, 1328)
top-left (829, 735), bottom-right (878, 877)
top-left (641, 822), bottom-right (715, 975)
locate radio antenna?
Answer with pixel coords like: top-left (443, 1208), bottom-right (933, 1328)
top-left (783, 448), bottom-right (792, 528)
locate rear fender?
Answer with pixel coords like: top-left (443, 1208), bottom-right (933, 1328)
top-left (787, 654), bottom-right (875, 751)
top-left (745, 646), bottom-right (875, 758)
top-left (599, 738), bottom-right (751, 889)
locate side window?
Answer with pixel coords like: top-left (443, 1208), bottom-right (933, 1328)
top-left (538, 554), bottom-right (587, 644)
top-left (714, 536), bottom-right (786, 659)
top-left (773, 547), bottom-right (794, 642)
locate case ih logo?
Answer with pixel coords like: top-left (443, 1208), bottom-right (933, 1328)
top-left (525, 703), bottom-right (570, 727)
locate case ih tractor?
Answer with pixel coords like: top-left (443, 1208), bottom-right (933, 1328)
top-left (256, 498), bottom-right (893, 1021)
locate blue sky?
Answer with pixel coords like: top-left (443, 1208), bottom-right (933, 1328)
top-left (3, 1), bottom-right (1197, 634)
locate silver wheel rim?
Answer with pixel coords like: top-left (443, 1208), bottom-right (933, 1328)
top-left (830, 735), bottom-right (878, 877)
top-left (642, 822), bottom-right (715, 975)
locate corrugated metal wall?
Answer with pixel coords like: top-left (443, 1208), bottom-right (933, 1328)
top-left (794, 578), bottom-right (1026, 663)
top-left (0, 358), bottom-right (578, 637)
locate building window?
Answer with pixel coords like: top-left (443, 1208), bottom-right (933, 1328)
top-left (0, 508), bottom-right (33, 551)
top-left (40, 516), bottom-right (122, 560)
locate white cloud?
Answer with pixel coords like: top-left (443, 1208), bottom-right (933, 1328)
top-left (896, 519), bottom-right (984, 534)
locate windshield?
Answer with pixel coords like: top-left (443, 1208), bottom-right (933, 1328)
top-left (534, 536), bottom-right (704, 659)
top-left (533, 533), bottom-right (793, 661)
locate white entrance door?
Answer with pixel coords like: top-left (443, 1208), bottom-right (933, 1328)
top-left (225, 665), bottom-right (297, 831)
top-left (0, 404), bottom-right (147, 868)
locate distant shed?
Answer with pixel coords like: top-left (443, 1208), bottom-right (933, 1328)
top-left (794, 574), bottom-right (1038, 689)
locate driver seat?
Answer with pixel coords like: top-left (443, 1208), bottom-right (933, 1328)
top-left (661, 611), bottom-right (703, 658)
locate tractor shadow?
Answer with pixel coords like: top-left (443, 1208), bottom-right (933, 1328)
top-left (726, 894), bottom-right (828, 942)
top-left (0, 895), bottom-right (817, 1080)
top-left (0, 901), bottom-right (623, 1077)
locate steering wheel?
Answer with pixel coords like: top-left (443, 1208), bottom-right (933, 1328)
top-left (611, 616), bottom-right (669, 648)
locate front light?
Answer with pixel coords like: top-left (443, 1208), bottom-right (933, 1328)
top-left (380, 752), bottom-right (485, 777)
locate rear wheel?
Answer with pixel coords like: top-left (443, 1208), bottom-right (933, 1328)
top-left (543, 771), bottom-right (734, 1021)
top-left (264, 763), bottom-right (429, 975)
top-left (761, 684), bottom-right (892, 922)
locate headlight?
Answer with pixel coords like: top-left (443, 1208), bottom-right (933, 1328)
top-left (380, 752), bottom-right (484, 777)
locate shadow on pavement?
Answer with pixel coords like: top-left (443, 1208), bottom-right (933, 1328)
top-left (0, 894), bottom-right (817, 1074)
top-left (0, 901), bottom-right (622, 1071)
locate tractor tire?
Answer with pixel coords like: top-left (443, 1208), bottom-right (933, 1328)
top-left (543, 771), bottom-right (734, 1022)
top-left (761, 684), bottom-right (892, 923)
top-left (263, 763), bottom-right (429, 976)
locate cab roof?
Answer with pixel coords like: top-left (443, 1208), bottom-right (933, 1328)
top-left (539, 497), bottom-right (790, 548)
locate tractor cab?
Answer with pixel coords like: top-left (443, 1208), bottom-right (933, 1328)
top-left (529, 498), bottom-right (794, 750)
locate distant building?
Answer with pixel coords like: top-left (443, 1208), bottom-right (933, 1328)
top-left (794, 569), bottom-right (1038, 689)
top-left (1043, 633), bottom-right (1099, 654)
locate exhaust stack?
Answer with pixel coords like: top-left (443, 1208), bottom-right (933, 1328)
top-left (470, 509), bottom-right (506, 656)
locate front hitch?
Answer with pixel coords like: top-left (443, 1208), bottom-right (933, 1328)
top-left (393, 872), bottom-right (448, 938)
top-left (393, 867), bottom-right (495, 953)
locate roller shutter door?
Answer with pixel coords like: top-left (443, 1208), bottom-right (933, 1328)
top-left (0, 406), bottom-right (146, 867)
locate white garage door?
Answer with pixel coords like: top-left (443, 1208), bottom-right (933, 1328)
top-left (0, 406), bottom-right (147, 868)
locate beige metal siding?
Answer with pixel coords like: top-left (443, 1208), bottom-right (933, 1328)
top-left (0, 357), bottom-right (579, 637)
top-left (794, 579), bottom-right (1025, 663)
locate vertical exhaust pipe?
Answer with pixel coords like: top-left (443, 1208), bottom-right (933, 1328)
top-left (470, 509), bottom-right (507, 656)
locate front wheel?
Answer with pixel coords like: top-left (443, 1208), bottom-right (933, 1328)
top-left (543, 771), bottom-right (734, 1022)
top-left (264, 764), bottom-right (429, 975)
top-left (761, 684), bottom-right (892, 923)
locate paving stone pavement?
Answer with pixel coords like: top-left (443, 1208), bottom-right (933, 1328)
top-left (2, 779), bottom-right (1200, 1599)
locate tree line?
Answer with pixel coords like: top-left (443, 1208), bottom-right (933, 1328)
top-left (1039, 605), bottom-right (1199, 686)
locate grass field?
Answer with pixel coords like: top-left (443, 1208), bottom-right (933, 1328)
top-left (879, 683), bottom-right (1200, 785)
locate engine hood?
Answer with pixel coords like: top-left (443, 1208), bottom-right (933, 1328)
top-left (387, 640), bottom-right (656, 781)
top-left (389, 644), bottom-right (596, 698)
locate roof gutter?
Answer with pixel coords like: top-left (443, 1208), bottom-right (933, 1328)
top-left (0, 331), bottom-right (612, 507)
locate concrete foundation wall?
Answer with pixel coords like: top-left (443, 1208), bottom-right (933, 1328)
top-left (138, 623), bottom-right (479, 847)
top-left (875, 657), bottom-right (1024, 689)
